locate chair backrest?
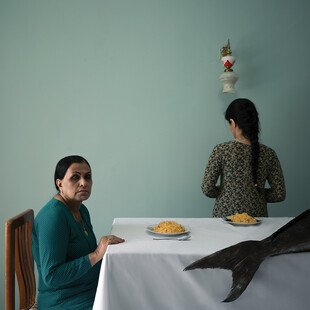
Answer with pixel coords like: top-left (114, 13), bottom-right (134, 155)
top-left (5, 209), bottom-right (36, 310)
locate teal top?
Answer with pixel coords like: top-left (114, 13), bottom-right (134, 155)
top-left (32, 198), bottom-right (101, 309)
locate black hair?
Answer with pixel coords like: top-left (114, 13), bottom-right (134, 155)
top-left (225, 98), bottom-right (260, 187)
top-left (54, 155), bottom-right (91, 191)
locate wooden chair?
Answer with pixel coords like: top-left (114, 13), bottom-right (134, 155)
top-left (5, 209), bottom-right (37, 310)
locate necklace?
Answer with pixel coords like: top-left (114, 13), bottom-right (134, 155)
top-left (71, 212), bottom-right (88, 236)
top-left (57, 195), bottom-right (89, 236)
top-left (80, 220), bottom-right (88, 236)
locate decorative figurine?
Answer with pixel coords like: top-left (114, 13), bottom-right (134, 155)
top-left (219, 39), bottom-right (238, 93)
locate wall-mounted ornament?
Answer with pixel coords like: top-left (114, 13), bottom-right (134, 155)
top-left (219, 40), bottom-right (238, 93)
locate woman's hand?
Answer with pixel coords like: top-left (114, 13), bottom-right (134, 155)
top-left (89, 235), bottom-right (125, 266)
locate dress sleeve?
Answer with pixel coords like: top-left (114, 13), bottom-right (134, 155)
top-left (35, 207), bottom-right (92, 289)
top-left (265, 150), bottom-right (286, 202)
top-left (201, 145), bottom-right (222, 198)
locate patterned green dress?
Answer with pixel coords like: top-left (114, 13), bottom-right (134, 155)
top-left (202, 140), bottom-right (286, 217)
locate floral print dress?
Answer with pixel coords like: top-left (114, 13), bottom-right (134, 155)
top-left (202, 140), bottom-right (286, 217)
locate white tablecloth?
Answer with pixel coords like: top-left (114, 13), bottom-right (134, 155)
top-left (93, 218), bottom-right (310, 310)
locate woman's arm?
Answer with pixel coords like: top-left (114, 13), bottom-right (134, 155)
top-left (201, 145), bottom-right (222, 198)
top-left (89, 235), bottom-right (123, 266)
top-left (265, 150), bottom-right (286, 202)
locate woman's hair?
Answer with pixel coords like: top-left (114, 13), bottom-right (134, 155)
top-left (225, 98), bottom-right (260, 186)
top-left (54, 155), bottom-right (91, 191)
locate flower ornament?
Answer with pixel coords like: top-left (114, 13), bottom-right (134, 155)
top-left (220, 40), bottom-right (236, 72)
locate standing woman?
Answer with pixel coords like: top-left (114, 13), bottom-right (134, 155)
top-left (32, 155), bottom-right (124, 309)
top-left (202, 98), bottom-right (286, 217)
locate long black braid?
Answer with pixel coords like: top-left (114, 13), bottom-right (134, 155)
top-left (225, 98), bottom-right (260, 188)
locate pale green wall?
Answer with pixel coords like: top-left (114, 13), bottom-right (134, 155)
top-left (1, 0), bottom-right (309, 306)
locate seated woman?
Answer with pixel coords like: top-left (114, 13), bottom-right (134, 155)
top-left (32, 155), bottom-right (124, 309)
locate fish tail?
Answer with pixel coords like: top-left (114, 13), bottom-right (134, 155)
top-left (184, 240), bottom-right (264, 302)
top-left (223, 256), bottom-right (262, 302)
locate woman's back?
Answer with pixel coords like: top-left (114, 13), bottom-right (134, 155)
top-left (202, 140), bottom-right (285, 217)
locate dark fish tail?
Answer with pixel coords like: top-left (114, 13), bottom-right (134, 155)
top-left (184, 209), bottom-right (310, 302)
top-left (223, 255), bottom-right (263, 302)
top-left (184, 240), bottom-right (264, 302)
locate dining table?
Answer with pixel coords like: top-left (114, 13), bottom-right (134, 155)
top-left (92, 217), bottom-right (310, 310)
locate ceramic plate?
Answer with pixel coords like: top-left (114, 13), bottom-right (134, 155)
top-left (222, 218), bottom-right (262, 226)
top-left (146, 225), bottom-right (190, 237)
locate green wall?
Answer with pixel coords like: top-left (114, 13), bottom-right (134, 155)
top-left (1, 0), bottom-right (309, 306)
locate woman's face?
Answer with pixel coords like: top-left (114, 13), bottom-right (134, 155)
top-left (56, 162), bottom-right (92, 204)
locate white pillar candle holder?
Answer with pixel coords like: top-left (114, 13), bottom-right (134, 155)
top-left (219, 71), bottom-right (238, 93)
